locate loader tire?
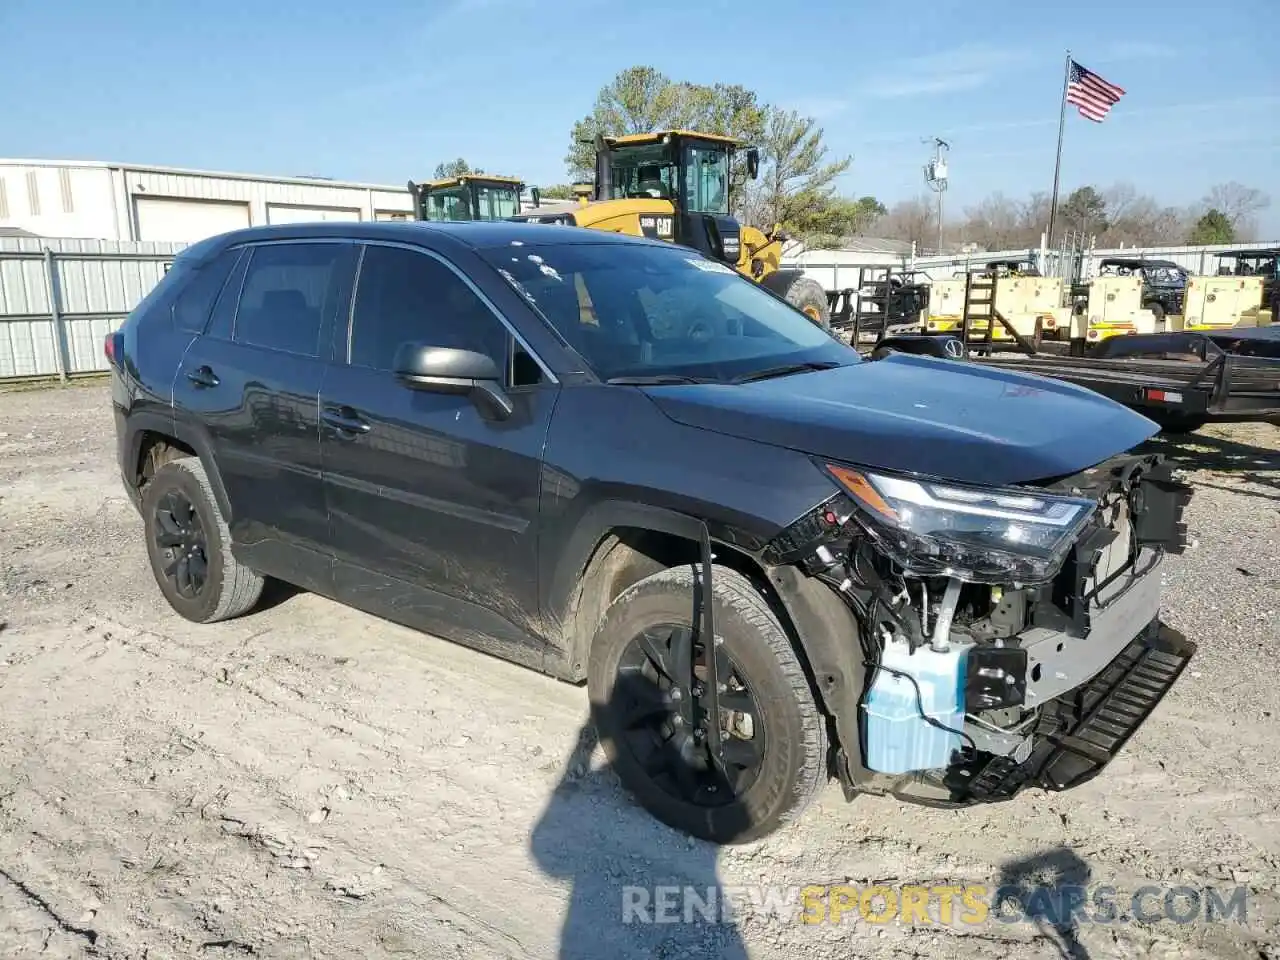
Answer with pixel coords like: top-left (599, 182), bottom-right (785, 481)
top-left (764, 272), bottom-right (831, 329)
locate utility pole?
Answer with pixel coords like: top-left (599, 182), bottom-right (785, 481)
top-left (923, 137), bottom-right (949, 254)
top-left (1047, 50), bottom-right (1072, 247)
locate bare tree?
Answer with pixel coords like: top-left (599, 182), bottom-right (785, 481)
top-left (1101, 195), bottom-right (1189, 247)
top-left (961, 192), bottom-right (1038, 249)
top-left (1102, 182), bottom-right (1138, 223)
top-left (876, 196), bottom-right (937, 249)
top-left (1204, 182), bottom-right (1271, 240)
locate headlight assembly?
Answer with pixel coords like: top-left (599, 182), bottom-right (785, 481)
top-left (822, 462), bottom-right (1097, 584)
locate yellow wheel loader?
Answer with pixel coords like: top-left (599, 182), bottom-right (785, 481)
top-left (510, 130), bottom-right (832, 327)
top-left (408, 174), bottom-right (540, 222)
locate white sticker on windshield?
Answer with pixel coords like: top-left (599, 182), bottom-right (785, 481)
top-left (686, 258), bottom-right (735, 275)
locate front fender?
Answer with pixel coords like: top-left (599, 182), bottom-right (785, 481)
top-left (765, 564), bottom-right (868, 790)
top-left (542, 498), bottom-right (764, 680)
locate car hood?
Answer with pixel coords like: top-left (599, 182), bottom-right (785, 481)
top-left (644, 354), bottom-right (1159, 486)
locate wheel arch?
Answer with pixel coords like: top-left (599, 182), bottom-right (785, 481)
top-left (548, 500), bottom-right (754, 680)
top-left (548, 501), bottom-right (864, 766)
top-left (124, 413), bottom-right (234, 523)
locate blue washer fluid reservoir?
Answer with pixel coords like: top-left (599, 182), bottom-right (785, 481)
top-left (862, 637), bottom-right (968, 775)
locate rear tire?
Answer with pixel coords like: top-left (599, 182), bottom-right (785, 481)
top-left (141, 457), bottom-right (264, 624)
top-left (588, 565), bottom-right (827, 844)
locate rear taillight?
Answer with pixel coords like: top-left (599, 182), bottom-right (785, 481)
top-left (104, 331), bottom-right (123, 367)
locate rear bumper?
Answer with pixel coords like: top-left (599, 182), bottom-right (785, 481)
top-left (114, 404), bottom-right (143, 513)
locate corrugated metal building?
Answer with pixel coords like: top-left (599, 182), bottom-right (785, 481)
top-left (0, 159), bottom-right (417, 243)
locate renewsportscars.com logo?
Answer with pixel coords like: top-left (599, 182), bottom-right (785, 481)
top-left (621, 883), bottom-right (1250, 928)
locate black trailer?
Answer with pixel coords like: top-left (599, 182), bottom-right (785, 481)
top-left (869, 328), bottom-right (1280, 432)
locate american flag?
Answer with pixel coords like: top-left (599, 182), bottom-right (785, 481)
top-left (1065, 60), bottom-right (1125, 122)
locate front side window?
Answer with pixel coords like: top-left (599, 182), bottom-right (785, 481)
top-left (234, 242), bottom-right (350, 357)
top-left (608, 143), bottom-right (676, 201)
top-left (683, 144), bottom-right (729, 215)
top-left (424, 186), bottom-right (472, 221)
top-left (475, 184), bottom-right (519, 220)
top-left (349, 245), bottom-right (509, 372)
top-left (482, 242), bottom-right (853, 383)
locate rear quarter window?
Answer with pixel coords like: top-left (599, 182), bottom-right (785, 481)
top-left (172, 248), bottom-right (243, 334)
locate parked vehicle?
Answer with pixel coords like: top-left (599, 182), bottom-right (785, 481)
top-left (871, 328), bottom-right (1280, 432)
top-left (108, 221), bottom-right (1197, 844)
top-left (507, 129), bottom-right (834, 328)
top-left (408, 174), bottom-right (539, 221)
top-left (1215, 247), bottom-right (1279, 326)
top-left (1092, 257), bottom-right (1188, 324)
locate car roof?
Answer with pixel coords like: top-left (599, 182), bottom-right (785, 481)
top-left (1219, 247), bottom-right (1280, 257)
top-left (1099, 257), bottom-right (1181, 268)
top-left (1209, 325), bottom-right (1280, 343)
top-left (199, 219), bottom-right (673, 253)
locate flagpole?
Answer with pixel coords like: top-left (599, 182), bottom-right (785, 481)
top-left (1046, 49), bottom-right (1072, 247)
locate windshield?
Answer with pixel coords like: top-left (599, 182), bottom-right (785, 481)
top-left (475, 184), bottom-right (520, 219)
top-left (684, 143), bottom-right (729, 215)
top-left (1235, 256), bottom-right (1278, 276)
top-left (1147, 266), bottom-right (1186, 284)
top-left (424, 186), bottom-right (472, 221)
top-left (479, 242), bottom-right (855, 382)
top-left (608, 143), bottom-right (677, 200)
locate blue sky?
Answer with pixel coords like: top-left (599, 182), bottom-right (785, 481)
top-left (3, 0), bottom-right (1277, 234)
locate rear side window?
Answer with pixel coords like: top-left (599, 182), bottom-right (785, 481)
top-left (172, 248), bottom-right (242, 333)
top-left (234, 242), bottom-right (351, 357)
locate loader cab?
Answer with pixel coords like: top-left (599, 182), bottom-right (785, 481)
top-left (592, 130), bottom-right (760, 266)
top-left (408, 175), bottom-right (539, 222)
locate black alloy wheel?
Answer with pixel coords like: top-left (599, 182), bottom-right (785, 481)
top-left (153, 488), bottom-right (209, 600)
top-left (613, 622), bottom-right (766, 807)
top-left (588, 565), bottom-right (827, 844)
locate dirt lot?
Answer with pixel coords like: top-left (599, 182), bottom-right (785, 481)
top-left (1, 382), bottom-right (1277, 960)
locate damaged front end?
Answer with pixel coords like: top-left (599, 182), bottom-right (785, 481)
top-left (763, 452), bottom-right (1197, 808)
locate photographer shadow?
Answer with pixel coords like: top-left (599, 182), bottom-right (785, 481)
top-left (996, 846), bottom-right (1094, 960)
top-left (529, 716), bottom-right (750, 960)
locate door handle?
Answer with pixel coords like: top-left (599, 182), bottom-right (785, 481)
top-left (322, 409), bottom-right (371, 435)
top-left (185, 365), bottom-right (220, 388)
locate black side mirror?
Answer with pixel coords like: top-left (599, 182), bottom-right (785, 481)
top-left (530, 186), bottom-right (541, 208)
top-left (392, 344), bottom-right (513, 420)
top-left (745, 147), bottom-right (760, 180)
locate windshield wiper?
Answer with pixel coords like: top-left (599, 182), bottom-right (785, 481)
top-left (605, 374), bottom-right (719, 385)
top-left (728, 361), bottom-right (842, 384)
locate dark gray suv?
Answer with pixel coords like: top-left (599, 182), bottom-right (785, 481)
top-left (108, 220), bottom-right (1197, 844)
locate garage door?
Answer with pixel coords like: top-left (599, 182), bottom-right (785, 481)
top-left (134, 197), bottom-right (251, 243)
top-left (265, 204), bottom-right (362, 225)
top-left (375, 210), bottom-right (412, 221)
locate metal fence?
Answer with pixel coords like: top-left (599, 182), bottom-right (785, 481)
top-left (788, 240), bottom-right (1279, 290)
top-left (0, 237), bottom-right (185, 382)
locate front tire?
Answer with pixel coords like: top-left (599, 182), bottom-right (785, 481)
top-left (763, 272), bottom-right (832, 329)
top-left (588, 565), bottom-right (827, 844)
top-left (141, 457), bottom-right (264, 623)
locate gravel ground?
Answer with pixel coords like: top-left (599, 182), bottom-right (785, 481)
top-left (0, 382), bottom-right (1277, 960)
